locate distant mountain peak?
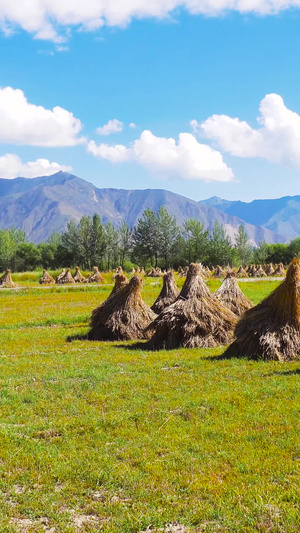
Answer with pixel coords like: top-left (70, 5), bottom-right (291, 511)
top-left (0, 171), bottom-right (287, 244)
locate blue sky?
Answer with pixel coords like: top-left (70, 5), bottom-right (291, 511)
top-left (1, 3), bottom-right (300, 201)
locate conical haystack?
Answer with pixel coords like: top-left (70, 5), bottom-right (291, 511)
top-left (56, 269), bottom-right (66, 284)
top-left (273, 263), bottom-right (285, 276)
top-left (254, 265), bottom-right (267, 277)
top-left (58, 268), bottom-right (75, 284)
top-left (108, 272), bottom-right (128, 298)
top-left (86, 266), bottom-right (104, 283)
top-left (87, 275), bottom-right (156, 341)
top-left (145, 263), bottom-right (237, 350)
top-left (213, 265), bottom-right (225, 278)
top-left (0, 269), bottom-right (15, 288)
top-left (214, 273), bottom-right (252, 317)
top-left (151, 270), bottom-right (180, 314)
top-left (224, 259), bottom-right (300, 361)
top-left (265, 263), bottom-right (275, 276)
top-left (39, 269), bottom-right (55, 285)
top-left (73, 266), bottom-right (86, 283)
top-left (247, 265), bottom-right (256, 277)
top-left (237, 266), bottom-right (248, 278)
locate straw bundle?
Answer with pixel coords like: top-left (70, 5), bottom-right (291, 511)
top-left (224, 259), bottom-right (300, 361)
top-left (87, 275), bottom-right (156, 341)
top-left (145, 263), bottom-right (237, 350)
top-left (73, 266), bottom-right (86, 283)
top-left (151, 270), bottom-right (180, 314)
top-left (214, 273), bottom-right (252, 317)
top-left (86, 266), bottom-right (104, 283)
top-left (0, 269), bottom-right (15, 288)
top-left (39, 269), bottom-right (55, 285)
top-left (58, 268), bottom-right (75, 284)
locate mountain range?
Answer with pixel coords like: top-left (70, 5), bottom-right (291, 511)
top-left (0, 171), bottom-right (295, 245)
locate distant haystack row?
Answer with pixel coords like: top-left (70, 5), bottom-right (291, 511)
top-left (39, 267), bottom-right (106, 285)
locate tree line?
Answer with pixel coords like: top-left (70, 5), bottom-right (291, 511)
top-left (0, 207), bottom-right (299, 272)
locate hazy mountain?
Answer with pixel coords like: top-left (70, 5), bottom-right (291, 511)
top-left (0, 171), bottom-right (285, 244)
top-left (199, 195), bottom-right (300, 241)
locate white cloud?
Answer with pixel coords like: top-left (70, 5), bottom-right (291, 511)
top-left (0, 87), bottom-right (84, 146)
top-left (200, 93), bottom-right (300, 169)
top-left (129, 122), bottom-right (137, 129)
top-left (1, 1), bottom-right (300, 42)
top-left (87, 129), bottom-right (233, 182)
top-left (0, 153), bottom-right (72, 179)
top-left (96, 119), bottom-right (123, 136)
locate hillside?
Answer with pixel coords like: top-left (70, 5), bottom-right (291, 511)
top-left (0, 171), bottom-right (285, 244)
top-left (200, 195), bottom-right (300, 241)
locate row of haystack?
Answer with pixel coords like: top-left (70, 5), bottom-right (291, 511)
top-left (85, 259), bottom-right (300, 361)
top-left (39, 266), bottom-right (104, 285)
top-left (85, 264), bottom-right (251, 349)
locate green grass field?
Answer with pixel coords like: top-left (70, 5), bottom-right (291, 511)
top-left (0, 276), bottom-right (299, 532)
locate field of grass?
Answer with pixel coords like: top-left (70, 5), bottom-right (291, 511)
top-left (0, 277), bottom-right (299, 532)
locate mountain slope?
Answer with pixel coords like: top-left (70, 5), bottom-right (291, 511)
top-left (0, 171), bottom-right (285, 244)
top-left (200, 195), bottom-right (300, 240)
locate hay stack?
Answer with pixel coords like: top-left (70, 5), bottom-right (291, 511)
top-left (0, 269), bottom-right (15, 288)
top-left (213, 265), bottom-right (225, 278)
top-left (265, 263), bottom-right (275, 276)
top-left (224, 259), bottom-right (300, 361)
top-left (39, 269), bottom-right (55, 285)
top-left (151, 270), bottom-right (180, 314)
top-left (247, 265), bottom-right (256, 277)
top-left (86, 266), bottom-right (104, 283)
top-left (214, 273), bottom-right (252, 317)
top-left (274, 263), bottom-right (285, 276)
top-left (56, 269), bottom-right (66, 284)
top-left (254, 265), bottom-right (267, 277)
top-left (109, 272), bottom-right (128, 298)
top-left (58, 268), bottom-right (75, 284)
top-left (236, 266), bottom-right (248, 278)
top-left (145, 263), bottom-right (237, 350)
top-left (87, 275), bottom-right (156, 341)
top-left (73, 266), bottom-right (86, 283)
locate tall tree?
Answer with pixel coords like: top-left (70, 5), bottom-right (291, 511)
top-left (118, 221), bottom-right (132, 268)
top-left (183, 219), bottom-right (209, 264)
top-left (208, 221), bottom-right (233, 266)
top-left (235, 225), bottom-right (253, 266)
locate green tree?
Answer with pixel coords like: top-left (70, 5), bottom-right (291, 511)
top-left (157, 207), bottom-right (180, 267)
top-left (208, 221), bottom-right (233, 266)
top-left (118, 221), bottom-right (132, 268)
top-left (183, 219), bottom-right (209, 264)
top-left (132, 208), bottom-right (161, 266)
top-left (14, 243), bottom-right (42, 271)
top-left (235, 225), bottom-right (253, 266)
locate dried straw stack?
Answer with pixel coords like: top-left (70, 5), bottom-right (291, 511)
top-left (73, 266), bottom-right (86, 283)
top-left (151, 270), bottom-right (180, 314)
top-left (56, 269), bottom-right (66, 284)
top-left (86, 266), bottom-right (104, 283)
top-left (236, 266), bottom-right (248, 278)
top-left (0, 269), bottom-right (15, 288)
top-left (214, 273), bottom-right (252, 317)
top-left (265, 263), bottom-right (275, 276)
top-left (108, 272), bottom-right (128, 298)
top-left (213, 265), bottom-right (225, 278)
top-left (145, 263), bottom-right (237, 350)
top-left (254, 265), bottom-right (267, 277)
top-left (87, 275), bottom-right (156, 341)
top-left (273, 263), bottom-right (285, 276)
top-left (39, 269), bottom-right (55, 285)
top-left (224, 259), bottom-right (300, 361)
top-left (58, 268), bottom-right (75, 284)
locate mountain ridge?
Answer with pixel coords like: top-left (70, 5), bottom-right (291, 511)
top-left (0, 171), bottom-right (287, 244)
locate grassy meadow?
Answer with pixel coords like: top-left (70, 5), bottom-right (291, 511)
top-left (0, 274), bottom-right (299, 532)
